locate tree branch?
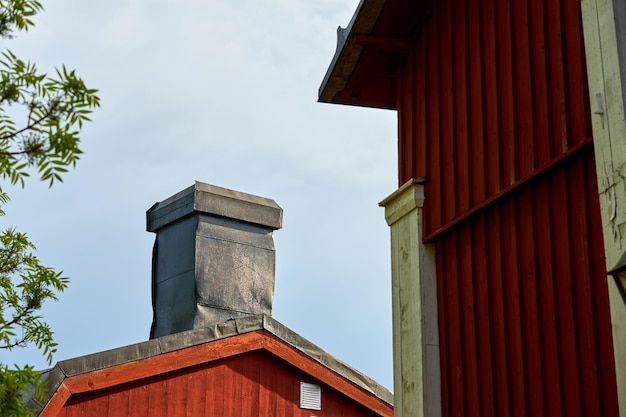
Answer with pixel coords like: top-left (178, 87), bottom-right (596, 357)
top-left (0, 304), bottom-right (35, 331)
top-left (0, 147), bottom-right (49, 157)
top-left (0, 337), bottom-right (26, 350)
top-left (0, 106), bottom-right (52, 142)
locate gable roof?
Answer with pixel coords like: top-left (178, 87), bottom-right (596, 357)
top-left (29, 314), bottom-right (393, 416)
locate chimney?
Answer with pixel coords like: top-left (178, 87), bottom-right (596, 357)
top-left (146, 181), bottom-right (283, 339)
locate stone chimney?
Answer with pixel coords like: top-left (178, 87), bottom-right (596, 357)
top-left (146, 181), bottom-right (283, 339)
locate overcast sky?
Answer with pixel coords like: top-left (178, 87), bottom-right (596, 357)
top-left (3, 0), bottom-right (398, 390)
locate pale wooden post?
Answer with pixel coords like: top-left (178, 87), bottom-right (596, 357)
top-left (580, 0), bottom-right (626, 414)
top-left (379, 178), bottom-right (441, 417)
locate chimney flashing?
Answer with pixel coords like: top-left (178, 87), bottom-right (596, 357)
top-left (148, 181), bottom-right (283, 339)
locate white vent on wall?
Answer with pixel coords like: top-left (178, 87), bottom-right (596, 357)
top-left (300, 382), bottom-right (321, 410)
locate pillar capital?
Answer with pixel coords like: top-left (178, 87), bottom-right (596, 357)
top-left (379, 177), bottom-right (426, 226)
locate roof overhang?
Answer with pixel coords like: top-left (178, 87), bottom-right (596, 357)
top-left (318, 0), bottom-right (432, 110)
top-left (31, 315), bottom-right (393, 417)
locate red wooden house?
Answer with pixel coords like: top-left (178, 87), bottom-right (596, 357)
top-left (320, 0), bottom-right (626, 416)
top-left (28, 182), bottom-right (394, 417)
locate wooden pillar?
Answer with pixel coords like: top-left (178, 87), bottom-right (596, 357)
top-left (580, 0), bottom-right (626, 414)
top-left (379, 178), bottom-right (441, 417)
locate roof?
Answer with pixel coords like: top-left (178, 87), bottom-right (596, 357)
top-left (29, 314), bottom-right (393, 416)
top-left (318, 0), bottom-right (432, 109)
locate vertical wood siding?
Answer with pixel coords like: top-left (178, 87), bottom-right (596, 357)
top-left (434, 150), bottom-right (617, 417)
top-left (400, 0), bottom-right (593, 227)
top-left (59, 352), bottom-right (383, 417)
top-left (397, 0), bottom-right (619, 415)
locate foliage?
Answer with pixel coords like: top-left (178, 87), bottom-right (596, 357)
top-left (0, 214), bottom-right (69, 359)
top-left (0, 364), bottom-right (45, 417)
top-left (0, 5), bottom-right (100, 187)
top-left (0, 0), bottom-right (42, 39)
top-left (0, 1), bottom-right (99, 415)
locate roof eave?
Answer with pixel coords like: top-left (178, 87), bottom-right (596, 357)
top-left (319, 0), bottom-right (434, 110)
top-left (318, 0), bottom-right (389, 108)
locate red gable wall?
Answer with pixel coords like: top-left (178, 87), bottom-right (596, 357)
top-left (54, 351), bottom-right (383, 417)
top-left (396, 0), bottom-right (619, 416)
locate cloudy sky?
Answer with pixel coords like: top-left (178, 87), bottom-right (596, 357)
top-left (3, 0), bottom-right (398, 390)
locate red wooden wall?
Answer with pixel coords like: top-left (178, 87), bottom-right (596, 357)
top-left (56, 351), bottom-right (382, 417)
top-left (396, 0), bottom-right (619, 416)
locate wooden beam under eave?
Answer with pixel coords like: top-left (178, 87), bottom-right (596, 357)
top-left (37, 384), bottom-right (71, 417)
top-left (353, 35), bottom-right (412, 52)
top-left (64, 332), bottom-right (264, 394)
top-left (580, 0), bottom-right (626, 415)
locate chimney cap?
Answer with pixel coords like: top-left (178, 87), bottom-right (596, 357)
top-left (147, 181), bottom-right (283, 232)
